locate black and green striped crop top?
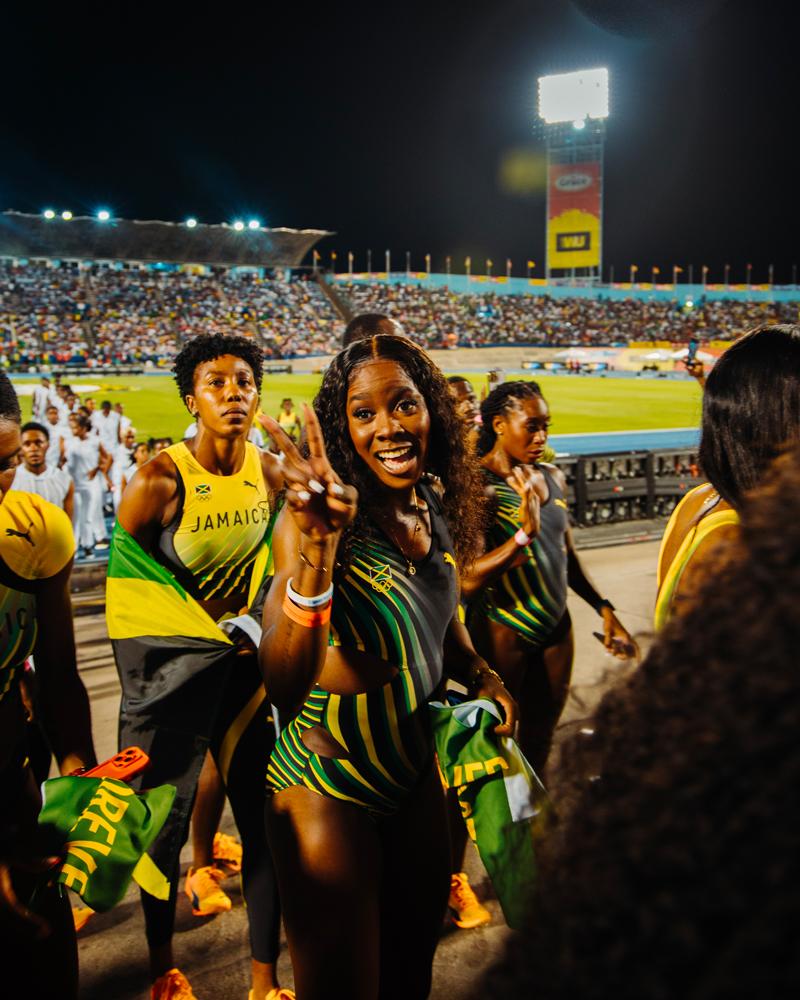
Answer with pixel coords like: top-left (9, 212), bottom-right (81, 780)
top-left (329, 482), bottom-right (459, 699)
top-left (473, 466), bottom-right (569, 646)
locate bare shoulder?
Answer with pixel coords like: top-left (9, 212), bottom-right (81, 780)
top-left (540, 461), bottom-right (567, 490)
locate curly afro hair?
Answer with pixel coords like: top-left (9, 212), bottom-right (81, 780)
top-left (0, 371), bottom-right (21, 424)
top-left (485, 445), bottom-right (800, 1000)
top-left (313, 335), bottom-right (487, 574)
top-left (172, 333), bottom-right (264, 405)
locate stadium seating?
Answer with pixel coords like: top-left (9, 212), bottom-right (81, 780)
top-left (2, 262), bottom-right (798, 370)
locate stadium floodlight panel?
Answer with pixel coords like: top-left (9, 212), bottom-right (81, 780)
top-left (248, 219), bottom-right (260, 229)
top-left (62, 211), bottom-right (72, 220)
top-left (538, 68), bottom-right (609, 124)
top-left (44, 210), bottom-right (55, 219)
top-left (186, 218), bottom-right (197, 228)
top-left (233, 221), bottom-right (245, 231)
top-left (97, 210), bottom-right (110, 221)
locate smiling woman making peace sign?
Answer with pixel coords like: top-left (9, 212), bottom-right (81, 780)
top-left (258, 335), bottom-right (516, 1000)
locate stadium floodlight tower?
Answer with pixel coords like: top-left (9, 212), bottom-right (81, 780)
top-left (536, 68), bottom-right (609, 284)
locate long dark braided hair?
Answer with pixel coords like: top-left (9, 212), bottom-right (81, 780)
top-left (477, 380), bottom-right (544, 457)
top-left (313, 336), bottom-right (486, 574)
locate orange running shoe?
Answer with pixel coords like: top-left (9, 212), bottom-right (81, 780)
top-left (151, 968), bottom-right (197, 1000)
top-left (184, 864), bottom-right (232, 916)
top-left (72, 906), bottom-right (95, 932)
top-left (448, 872), bottom-right (492, 929)
top-left (213, 831), bottom-right (243, 872)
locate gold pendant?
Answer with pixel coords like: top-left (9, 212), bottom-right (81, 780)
top-left (408, 565), bottom-right (416, 576)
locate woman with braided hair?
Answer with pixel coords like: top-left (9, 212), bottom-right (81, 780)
top-left (464, 380), bottom-right (636, 775)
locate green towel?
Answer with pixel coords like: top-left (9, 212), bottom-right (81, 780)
top-left (38, 775), bottom-right (175, 912)
top-left (430, 697), bottom-right (553, 931)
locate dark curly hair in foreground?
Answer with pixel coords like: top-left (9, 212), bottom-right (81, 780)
top-left (0, 371), bottom-right (21, 424)
top-left (172, 333), bottom-right (264, 404)
top-left (486, 446), bottom-right (800, 1000)
top-left (313, 336), bottom-right (486, 573)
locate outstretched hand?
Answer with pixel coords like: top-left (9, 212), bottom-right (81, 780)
top-left (258, 404), bottom-right (357, 544)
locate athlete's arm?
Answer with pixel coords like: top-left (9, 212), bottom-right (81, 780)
top-left (63, 479), bottom-right (74, 523)
top-left (442, 617), bottom-right (518, 736)
top-left (259, 447), bottom-right (286, 501)
top-left (117, 452), bottom-right (180, 553)
top-left (34, 558), bottom-right (96, 775)
top-left (258, 406), bottom-right (357, 716)
top-left (460, 468), bottom-right (541, 601)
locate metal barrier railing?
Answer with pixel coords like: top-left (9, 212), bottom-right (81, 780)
top-left (553, 448), bottom-right (705, 526)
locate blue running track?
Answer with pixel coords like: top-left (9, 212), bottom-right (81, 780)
top-left (549, 427), bottom-right (700, 456)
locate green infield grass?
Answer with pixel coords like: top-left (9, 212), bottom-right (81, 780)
top-left (15, 371), bottom-right (703, 443)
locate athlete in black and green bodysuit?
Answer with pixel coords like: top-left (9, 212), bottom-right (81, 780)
top-left (464, 381), bottom-right (637, 775)
top-left (258, 335), bottom-right (518, 1000)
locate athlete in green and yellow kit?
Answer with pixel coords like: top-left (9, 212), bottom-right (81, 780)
top-left (116, 334), bottom-right (289, 1000)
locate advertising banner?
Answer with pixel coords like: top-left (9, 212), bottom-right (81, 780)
top-left (547, 161), bottom-right (600, 269)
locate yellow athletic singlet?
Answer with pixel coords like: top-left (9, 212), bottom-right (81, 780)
top-left (277, 411), bottom-right (298, 438)
top-left (0, 491), bottom-right (74, 705)
top-left (654, 486), bottom-right (739, 631)
top-left (153, 441), bottom-right (271, 601)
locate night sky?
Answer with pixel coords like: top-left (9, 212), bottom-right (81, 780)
top-left (4, 0), bottom-right (797, 283)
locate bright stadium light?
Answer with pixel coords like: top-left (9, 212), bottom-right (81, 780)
top-left (186, 218), bottom-right (197, 228)
top-left (248, 219), bottom-right (259, 229)
top-left (573, 120), bottom-right (585, 130)
top-left (538, 68), bottom-right (609, 124)
top-left (62, 211), bottom-right (72, 220)
top-left (233, 221), bottom-right (245, 231)
top-left (44, 210), bottom-right (55, 219)
top-left (97, 210), bottom-right (110, 221)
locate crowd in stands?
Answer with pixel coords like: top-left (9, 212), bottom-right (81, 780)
top-left (0, 262), bottom-right (342, 368)
top-left (343, 281), bottom-right (799, 348)
top-left (2, 262), bottom-right (799, 371)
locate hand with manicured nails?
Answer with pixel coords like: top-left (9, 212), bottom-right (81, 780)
top-left (506, 465), bottom-right (542, 541)
top-left (258, 404), bottom-right (357, 544)
top-left (470, 667), bottom-right (520, 738)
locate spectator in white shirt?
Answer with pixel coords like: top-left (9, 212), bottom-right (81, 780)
top-left (32, 376), bottom-right (52, 420)
top-left (64, 413), bottom-right (111, 557)
top-left (110, 425), bottom-right (137, 513)
top-left (114, 402), bottom-right (132, 435)
top-left (13, 421), bottom-right (75, 521)
top-left (92, 399), bottom-right (121, 450)
top-left (44, 405), bottom-right (70, 468)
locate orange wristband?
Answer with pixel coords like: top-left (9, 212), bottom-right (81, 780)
top-left (282, 593), bottom-right (332, 627)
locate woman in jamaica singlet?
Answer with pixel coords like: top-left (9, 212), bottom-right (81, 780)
top-left (465, 381), bottom-right (636, 775)
top-left (656, 325), bottom-right (800, 630)
top-left (257, 335), bottom-right (517, 1000)
top-left (117, 334), bottom-right (289, 1000)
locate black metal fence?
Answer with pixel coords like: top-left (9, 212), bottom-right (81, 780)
top-left (553, 447), bottom-right (705, 526)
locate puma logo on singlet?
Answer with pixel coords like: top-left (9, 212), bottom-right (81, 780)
top-left (243, 480), bottom-right (258, 489)
top-left (6, 523), bottom-right (34, 546)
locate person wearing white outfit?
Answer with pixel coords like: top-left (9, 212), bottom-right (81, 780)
top-left (110, 426), bottom-right (137, 514)
top-left (114, 402), bottom-right (132, 436)
top-left (32, 377), bottom-right (52, 421)
top-left (13, 421), bottom-right (75, 521)
top-left (44, 405), bottom-right (70, 470)
top-left (91, 400), bottom-right (121, 451)
top-left (64, 413), bottom-right (110, 557)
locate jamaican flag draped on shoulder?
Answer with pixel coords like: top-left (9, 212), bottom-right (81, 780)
top-left (430, 696), bottom-right (553, 932)
top-left (107, 522), bottom-right (274, 876)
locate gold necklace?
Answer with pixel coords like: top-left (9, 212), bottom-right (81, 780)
top-left (383, 489), bottom-right (421, 576)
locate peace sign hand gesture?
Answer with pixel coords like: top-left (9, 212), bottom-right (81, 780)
top-left (506, 465), bottom-right (541, 541)
top-left (258, 403), bottom-right (357, 544)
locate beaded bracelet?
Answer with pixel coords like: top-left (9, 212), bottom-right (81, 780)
top-left (281, 594), bottom-right (332, 628)
top-left (286, 577), bottom-right (334, 609)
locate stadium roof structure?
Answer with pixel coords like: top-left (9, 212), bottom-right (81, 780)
top-left (0, 211), bottom-right (332, 267)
